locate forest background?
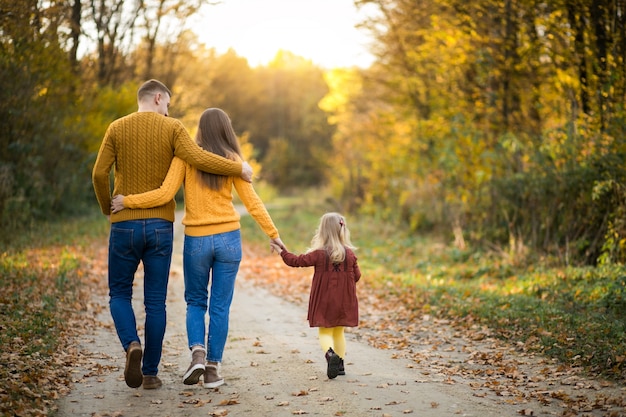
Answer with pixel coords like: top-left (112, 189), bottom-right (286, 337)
top-left (1, 0), bottom-right (626, 400)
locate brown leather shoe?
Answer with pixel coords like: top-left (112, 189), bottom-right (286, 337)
top-left (124, 342), bottom-right (143, 388)
top-left (142, 375), bottom-right (162, 390)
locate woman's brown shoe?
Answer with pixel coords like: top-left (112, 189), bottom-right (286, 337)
top-left (183, 347), bottom-right (206, 385)
top-left (203, 362), bottom-right (224, 388)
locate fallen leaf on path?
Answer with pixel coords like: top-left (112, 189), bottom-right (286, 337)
top-left (218, 398), bottom-right (240, 406)
top-left (181, 398), bottom-right (200, 404)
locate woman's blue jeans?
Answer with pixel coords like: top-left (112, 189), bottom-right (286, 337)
top-left (183, 230), bottom-right (242, 363)
top-left (108, 219), bottom-right (173, 377)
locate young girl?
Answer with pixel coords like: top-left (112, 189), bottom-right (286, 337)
top-left (270, 212), bottom-right (361, 379)
top-left (111, 108), bottom-right (284, 388)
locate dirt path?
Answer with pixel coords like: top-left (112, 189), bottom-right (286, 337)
top-left (56, 215), bottom-right (625, 417)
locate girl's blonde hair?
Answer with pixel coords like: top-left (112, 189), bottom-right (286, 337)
top-left (195, 108), bottom-right (242, 190)
top-left (306, 212), bottom-right (356, 263)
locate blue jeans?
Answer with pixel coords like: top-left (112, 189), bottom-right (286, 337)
top-left (183, 230), bottom-right (242, 363)
top-left (108, 219), bottom-right (173, 377)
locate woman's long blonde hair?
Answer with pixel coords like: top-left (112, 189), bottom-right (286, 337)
top-left (306, 212), bottom-right (356, 263)
top-left (195, 108), bottom-right (241, 190)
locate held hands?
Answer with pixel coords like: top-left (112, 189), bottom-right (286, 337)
top-left (110, 195), bottom-right (126, 214)
top-left (241, 161), bottom-right (253, 183)
top-left (270, 237), bottom-right (287, 254)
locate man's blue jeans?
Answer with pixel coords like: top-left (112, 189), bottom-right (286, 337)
top-left (183, 230), bottom-right (241, 363)
top-left (108, 219), bottom-right (173, 377)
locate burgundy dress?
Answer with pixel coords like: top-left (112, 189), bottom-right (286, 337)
top-left (280, 248), bottom-right (361, 328)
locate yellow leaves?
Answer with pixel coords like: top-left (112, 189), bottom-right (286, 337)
top-left (555, 68), bottom-right (578, 90)
top-left (218, 398), bottom-right (240, 406)
top-left (319, 68), bottom-right (362, 120)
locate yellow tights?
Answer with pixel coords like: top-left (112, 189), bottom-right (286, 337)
top-left (318, 326), bottom-right (346, 358)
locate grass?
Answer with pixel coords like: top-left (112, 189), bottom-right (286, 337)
top-left (242, 192), bottom-right (626, 382)
top-left (0, 211), bottom-right (109, 416)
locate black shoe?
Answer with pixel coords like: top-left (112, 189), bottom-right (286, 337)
top-left (325, 348), bottom-right (341, 379)
top-left (338, 358), bottom-right (345, 376)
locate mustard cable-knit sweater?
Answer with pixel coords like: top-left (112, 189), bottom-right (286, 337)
top-left (122, 156), bottom-right (279, 239)
top-left (92, 112), bottom-right (242, 223)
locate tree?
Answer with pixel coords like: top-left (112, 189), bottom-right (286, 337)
top-left (137, 0), bottom-right (211, 80)
top-left (0, 0), bottom-right (90, 231)
top-left (343, 0), bottom-right (626, 263)
top-left (86, 0), bottom-right (142, 85)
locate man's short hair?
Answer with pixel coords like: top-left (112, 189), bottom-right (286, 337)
top-left (137, 79), bottom-right (172, 102)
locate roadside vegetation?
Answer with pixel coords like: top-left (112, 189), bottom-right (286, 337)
top-left (0, 213), bottom-right (109, 416)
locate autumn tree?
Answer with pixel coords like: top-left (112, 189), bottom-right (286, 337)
top-left (343, 0), bottom-right (626, 264)
top-left (0, 0), bottom-right (90, 231)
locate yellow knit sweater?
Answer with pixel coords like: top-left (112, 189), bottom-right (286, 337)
top-left (122, 156), bottom-right (279, 239)
top-left (92, 112), bottom-right (242, 223)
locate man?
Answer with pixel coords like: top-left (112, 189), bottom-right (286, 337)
top-left (92, 79), bottom-right (253, 390)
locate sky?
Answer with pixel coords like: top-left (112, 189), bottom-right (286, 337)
top-left (188, 0), bottom-right (377, 69)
